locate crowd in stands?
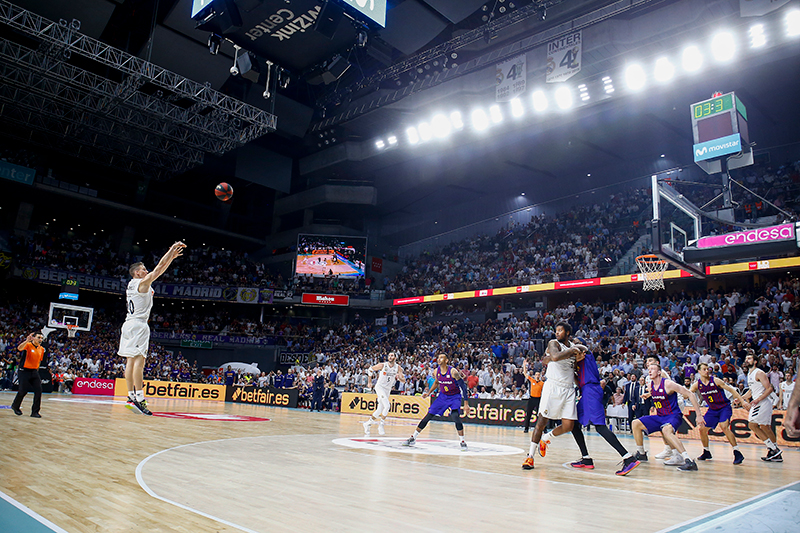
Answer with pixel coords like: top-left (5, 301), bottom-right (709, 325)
top-left (2, 276), bottom-right (798, 421)
top-left (386, 187), bottom-right (649, 299)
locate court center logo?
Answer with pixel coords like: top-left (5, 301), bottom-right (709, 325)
top-left (333, 437), bottom-right (524, 456)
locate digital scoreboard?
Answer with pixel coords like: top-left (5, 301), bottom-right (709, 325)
top-left (59, 278), bottom-right (79, 301)
top-left (691, 92), bottom-right (749, 166)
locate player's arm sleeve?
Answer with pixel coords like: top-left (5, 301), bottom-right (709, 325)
top-left (457, 378), bottom-right (469, 398)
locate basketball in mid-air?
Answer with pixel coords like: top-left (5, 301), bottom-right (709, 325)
top-left (215, 182), bottom-right (233, 201)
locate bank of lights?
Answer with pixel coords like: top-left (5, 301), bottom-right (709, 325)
top-left (373, 19), bottom-right (792, 151)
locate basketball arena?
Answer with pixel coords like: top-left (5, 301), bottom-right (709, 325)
top-left (2, 1), bottom-right (800, 532)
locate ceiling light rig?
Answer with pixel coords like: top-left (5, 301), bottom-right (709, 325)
top-left (365, 17), bottom-right (789, 153)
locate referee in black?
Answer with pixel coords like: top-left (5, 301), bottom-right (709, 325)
top-left (11, 331), bottom-right (46, 418)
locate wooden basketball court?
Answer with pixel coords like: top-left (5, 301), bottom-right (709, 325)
top-left (1, 392), bottom-right (798, 533)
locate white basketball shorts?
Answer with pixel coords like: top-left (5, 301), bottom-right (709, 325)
top-left (118, 320), bottom-right (150, 358)
top-left (538, 380), bottom-right (578, 421)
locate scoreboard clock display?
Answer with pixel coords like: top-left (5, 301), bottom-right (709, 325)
top-left (691, 92), bottom-right (749, 162)
top-left (59, 279), bottom-right (79, 301)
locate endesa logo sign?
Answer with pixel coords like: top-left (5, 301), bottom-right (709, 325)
top-left (696, 223), bottom-right (795, 249)
top-left (72, 378), bottom-right (115, 396)
top-left (301, 293), bottom-right (349, 306)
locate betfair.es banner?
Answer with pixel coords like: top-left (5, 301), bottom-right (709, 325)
top-left (226, 385), bottom-right (298, 408)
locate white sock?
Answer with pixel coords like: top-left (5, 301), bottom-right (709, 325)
top-left (529, 442), bottom-right (537, 457)
top-left (378, 420), bottom-right (384, 425)
top-left (733, 446), bottom-right (740, 451)
top-left (543, 431), bottom-right (554, 441)
top-left (765, 439), bottom-right (777, 450)
top-left (364, 419), bottom-right (372, 426)
top-left (412, 430), bottom-right (420, 439)
top-left (128, 391), bottom-right (136, 401)
top-left (622, 452), bottom-right (632, 460)
top-left (681, 451), bottom-right (690, 460)
top-left (703, 447), bottom-right (710, 452)
top-left (135, 390), bottom-right (145, 402)
top-left (637, 445), bottom-right (645, 454)
top-left (459, 435), bottom-right (465, 443)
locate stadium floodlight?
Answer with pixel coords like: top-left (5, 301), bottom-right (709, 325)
top-left (471, 109), bottom-right (490, 131)
top-left (554, 86), bottom-right (572, 110)
top-left (749, 24), bottom-right (766, 48)
top-left (787, 10), bottom-right (800, 37)
top-left (578, 84), bottom-right (589, 102)
top-left (406, 127), bottom-right (420, 144)
top-left (489, 105), bottom-right (503, 123)
top-left (431, 114), bottom-right (451, 138)
top-left (682, 45), bottom-right (703, 72)
top-left (387, 135), bottom-right (398, 145)
top-left (450, 111), bottom-right (464, 130)
top-left (531, 90), bottom-right (548, 112)
top-left (418, 121), bottom-right (433, 141)
top-left (510, 97), bottom-right (524, 117)
top-left (375, 139), bottom-right (385, 149)
top-left (653, 57), bottom-right (675, 83)
top-left (625, 64), bottom-right (646, 91)
top-left (602, 76), bottom-right (614, 94)
top-left (711, 32), bottom-right (736, 62)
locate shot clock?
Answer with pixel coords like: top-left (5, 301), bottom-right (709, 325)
top-left (691, 92), bottom-right (749, 167)
top-left (59, 278), bottom-right (79, 301)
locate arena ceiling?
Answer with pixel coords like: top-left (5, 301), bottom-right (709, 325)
top-left (3, 0), bottom-right (800, 248)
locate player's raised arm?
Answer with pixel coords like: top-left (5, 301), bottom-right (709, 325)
top-left (546, 339), bottom-right (579, 362)
top-left (139, 241), bottom-right (186, 292)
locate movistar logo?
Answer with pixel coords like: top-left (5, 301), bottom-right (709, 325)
top-left (693, 134), bottom-right (742, 162)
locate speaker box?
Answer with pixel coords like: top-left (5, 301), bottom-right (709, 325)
top-left (306, 55), bottom-right (351, 85)
top-left (313, 0), bottom-right (345, 40)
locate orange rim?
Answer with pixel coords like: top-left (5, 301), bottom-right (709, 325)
top-left (635, 254), bottom-right (667, 264)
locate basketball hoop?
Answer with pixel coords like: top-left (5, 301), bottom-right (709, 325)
top-left (65, 325), bottom-right (78, 338)
top-left (635, 254), bottom-right (669, 291)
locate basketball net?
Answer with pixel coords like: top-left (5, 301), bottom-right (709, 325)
top-left (66, 325), bottom-right (78, 338)
top-left (635, 254), bottom-right (668, 291)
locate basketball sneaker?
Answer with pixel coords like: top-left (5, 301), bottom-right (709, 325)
top-left (363, 421), bottom-right (371, 436)
top-left (570, 458), bottom-right (595, 469)
top-left (733, 450), bottom-right (745, 465)
top-left (522, 456), bottom-right (535, 470)
top-left (663, 451), bottom-right (684, 466)
top-left (677, 459), bottom-right (698, 471)
top-left (139, 399), bottom-right (153, 416)
top-left (654, 446), bottom-right (672, 460)
top-left (126, 399), bottom-right (143, 414)
top-left (761, 448), bottom-right (783, 462)
top-left (460, 442), bottom-right (468, 452)
top-left (538, 438), bottom-right (550, 457)
top-left (378, 422), bottom-right (385, 436)
top-left (696, 450), bottom-right (713, 461)
top-left (403, 436), bottom-right (416, 447)
top-left (633, 451), bottom-right (648, 462)
top-left (615, 456), bottom-right (641, 476)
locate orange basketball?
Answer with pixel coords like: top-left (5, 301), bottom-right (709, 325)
top-left (215, 182), bottom-right (233, 201)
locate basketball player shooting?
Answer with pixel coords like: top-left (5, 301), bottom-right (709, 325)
top-left (118, 241), bottom-right (186, 415)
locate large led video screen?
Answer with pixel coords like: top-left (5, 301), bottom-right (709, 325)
top-left (295, 234), bottom-right (367, 278)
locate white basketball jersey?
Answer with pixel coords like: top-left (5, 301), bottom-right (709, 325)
top-left (748, 367), bottom-right (776, 403)
top-left (126, 279), bottom-right (154, 321)
top-left (747, 368), bottom-right (763, 398)
top-left (375, 362), bottom-right (399, 390)
top-left (546, 340), bottom-right (576, 387)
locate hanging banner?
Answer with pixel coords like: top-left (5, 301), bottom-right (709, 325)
top-left (371, 257), bottom-right (383, 274)
top-left (496, 54), bottom-right (527, 102)
top-left (546, 31), bottom-right (582, 83)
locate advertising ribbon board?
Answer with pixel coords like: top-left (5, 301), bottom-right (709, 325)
top-left (114, 378), bottom-right (225, 401)
top-left (341, 392), bottom-right (428, 419)
top-left (226, 385), bottom-right (298, 408)
top-left (72, 378), bottom-right (116, 396)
